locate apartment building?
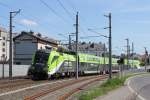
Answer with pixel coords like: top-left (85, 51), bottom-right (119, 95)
top-left (0, 27), bottom-right (9, 63)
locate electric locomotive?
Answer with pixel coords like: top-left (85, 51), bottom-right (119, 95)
top-left (27, 49), bottom-right (140, 79)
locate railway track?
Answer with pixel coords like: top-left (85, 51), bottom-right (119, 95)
top-left (0, 79), bottom-right (34, 90)
top-left (59, 76), bottom-right (107, 100)
top-left (24, 75), bottom-right (108, 100)
top-left (0, 78), bottom-right (50, 91)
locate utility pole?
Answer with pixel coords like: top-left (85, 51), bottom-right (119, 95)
top-left (75, 12), bottom-right (79, 79)
top-left (132, 42), bottom-right (134, 67)
top-left (104, 13), bottom-right (112, 79)
top-left (125, 38), bottom-right (129, 69)
top-left (103, 43), bottom-right (106, 66)
top-left (103, 43), bottom-right (106, 74)
top-left (108, 13), bottom-right (112, 79)
top-left (68, 33), bottom-right (75, 50)
top-left (9, 9), bottom-right (21, 79)
top-left (69, 35), bottom-right (71, 50)
top-left (144, 47), bottom-right (148, 71)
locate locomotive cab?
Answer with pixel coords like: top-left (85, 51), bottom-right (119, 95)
top-left (28, 50), bottom-right (50, 80)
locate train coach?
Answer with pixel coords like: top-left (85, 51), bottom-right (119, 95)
top-left (27, 49), bottom-right (140, 79)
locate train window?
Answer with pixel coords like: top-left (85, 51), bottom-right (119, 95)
top-left (34, 52), bottom-right (49, 64)
top-left (51, 56), bottom-right (59, 64)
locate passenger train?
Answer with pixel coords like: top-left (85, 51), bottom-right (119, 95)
top-left (27, 49), bottom-right (140, 79)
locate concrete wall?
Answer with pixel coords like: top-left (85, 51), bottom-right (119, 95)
top-left (0, 64), bottom-right (30, 78)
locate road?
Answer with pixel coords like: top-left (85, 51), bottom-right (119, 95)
top-left (128, 74), bottom-right (150, 100)
top-left (95, 72), bottom-right (149, 100)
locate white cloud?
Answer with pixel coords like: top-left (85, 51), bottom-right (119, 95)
top-left (20, 19), bottom-right (38, 26)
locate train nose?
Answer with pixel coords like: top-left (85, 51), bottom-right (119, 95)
top-left (35, 63), bottom-right (45, 72)
top-left (33, 63), bottom-right (48, 80)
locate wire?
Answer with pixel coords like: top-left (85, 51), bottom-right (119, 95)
top-left (0, 16), bottom-right (30, 30)
top-left (80, 36), bottom-right (101, 39)
top-left (0, 0), bottom-right (87, 39)
top-left (0, 2), bottom-right (11, 9)
top-left (0, 1), bottom-right (60, 33)
top-left (66, 0), bottom-right (77, 13)
top-left (40, 0), bottom-right (70, 25)
top-left (63, 0), bottom-right (89, 36)
top-left (56, 0), bottom-right (74, 20)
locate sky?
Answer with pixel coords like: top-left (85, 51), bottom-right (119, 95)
top-left (0, 0), bottom-right (150, 55)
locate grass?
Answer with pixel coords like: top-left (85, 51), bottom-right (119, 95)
top-left (78, 73), bottom-right (148, 100)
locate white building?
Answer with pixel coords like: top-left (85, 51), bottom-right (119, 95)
top-left (0, 27), bottom-right (9, 63)
top-left (13, 31), bottom-right (58, 65)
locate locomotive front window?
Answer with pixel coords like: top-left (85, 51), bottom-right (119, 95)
top-left (51, 56), bottom-right (59, 64)
top-left (34, 52), bottom-right (49, 64)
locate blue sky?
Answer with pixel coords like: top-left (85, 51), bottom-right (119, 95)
top-left (0, 0), bottom-right (150, 55)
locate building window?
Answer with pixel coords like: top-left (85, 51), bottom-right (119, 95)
top-left (3, 37), bottom-right (5, 40)
top-left (2, 42), bottom-right (5, 46)
top-left (2, 48), bottom-right (5, 52)
top-left (2, 54), bottom-right (5, 58)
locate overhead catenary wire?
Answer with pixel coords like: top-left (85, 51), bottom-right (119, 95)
top-left (0, 0), bottom-right (86, 38)
top-left (0, 1), bottom-right (60, 33)
top-left (40, 0), bottom-right (71, 25)
top-left (0, 2), bottom-right (12, 9)
top-left (0, 15), bottom-right (34, 31)
top-left (56, 0), bottom-right (74, 21)
top-left (65, 0), bottom-right (77, 13)
top-left (63, 0), bottom-right (89, 35)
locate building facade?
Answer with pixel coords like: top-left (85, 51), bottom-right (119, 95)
top-left (14, 31), bottom-right (58, 65)
top-left (0, 27), bottom-right (9, 63)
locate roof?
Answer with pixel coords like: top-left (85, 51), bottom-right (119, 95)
top-left (13, 31), bottom-right (58, 45)
top-left (0, 26), bottom-right (7, 33)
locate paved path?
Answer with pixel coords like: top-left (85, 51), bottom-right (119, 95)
top-left (95, 74), bottom-right (150, 100)
top-left (95, 85), bottom-right (134, 100)
top-left (127, 74), bottom-right (150, 100)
